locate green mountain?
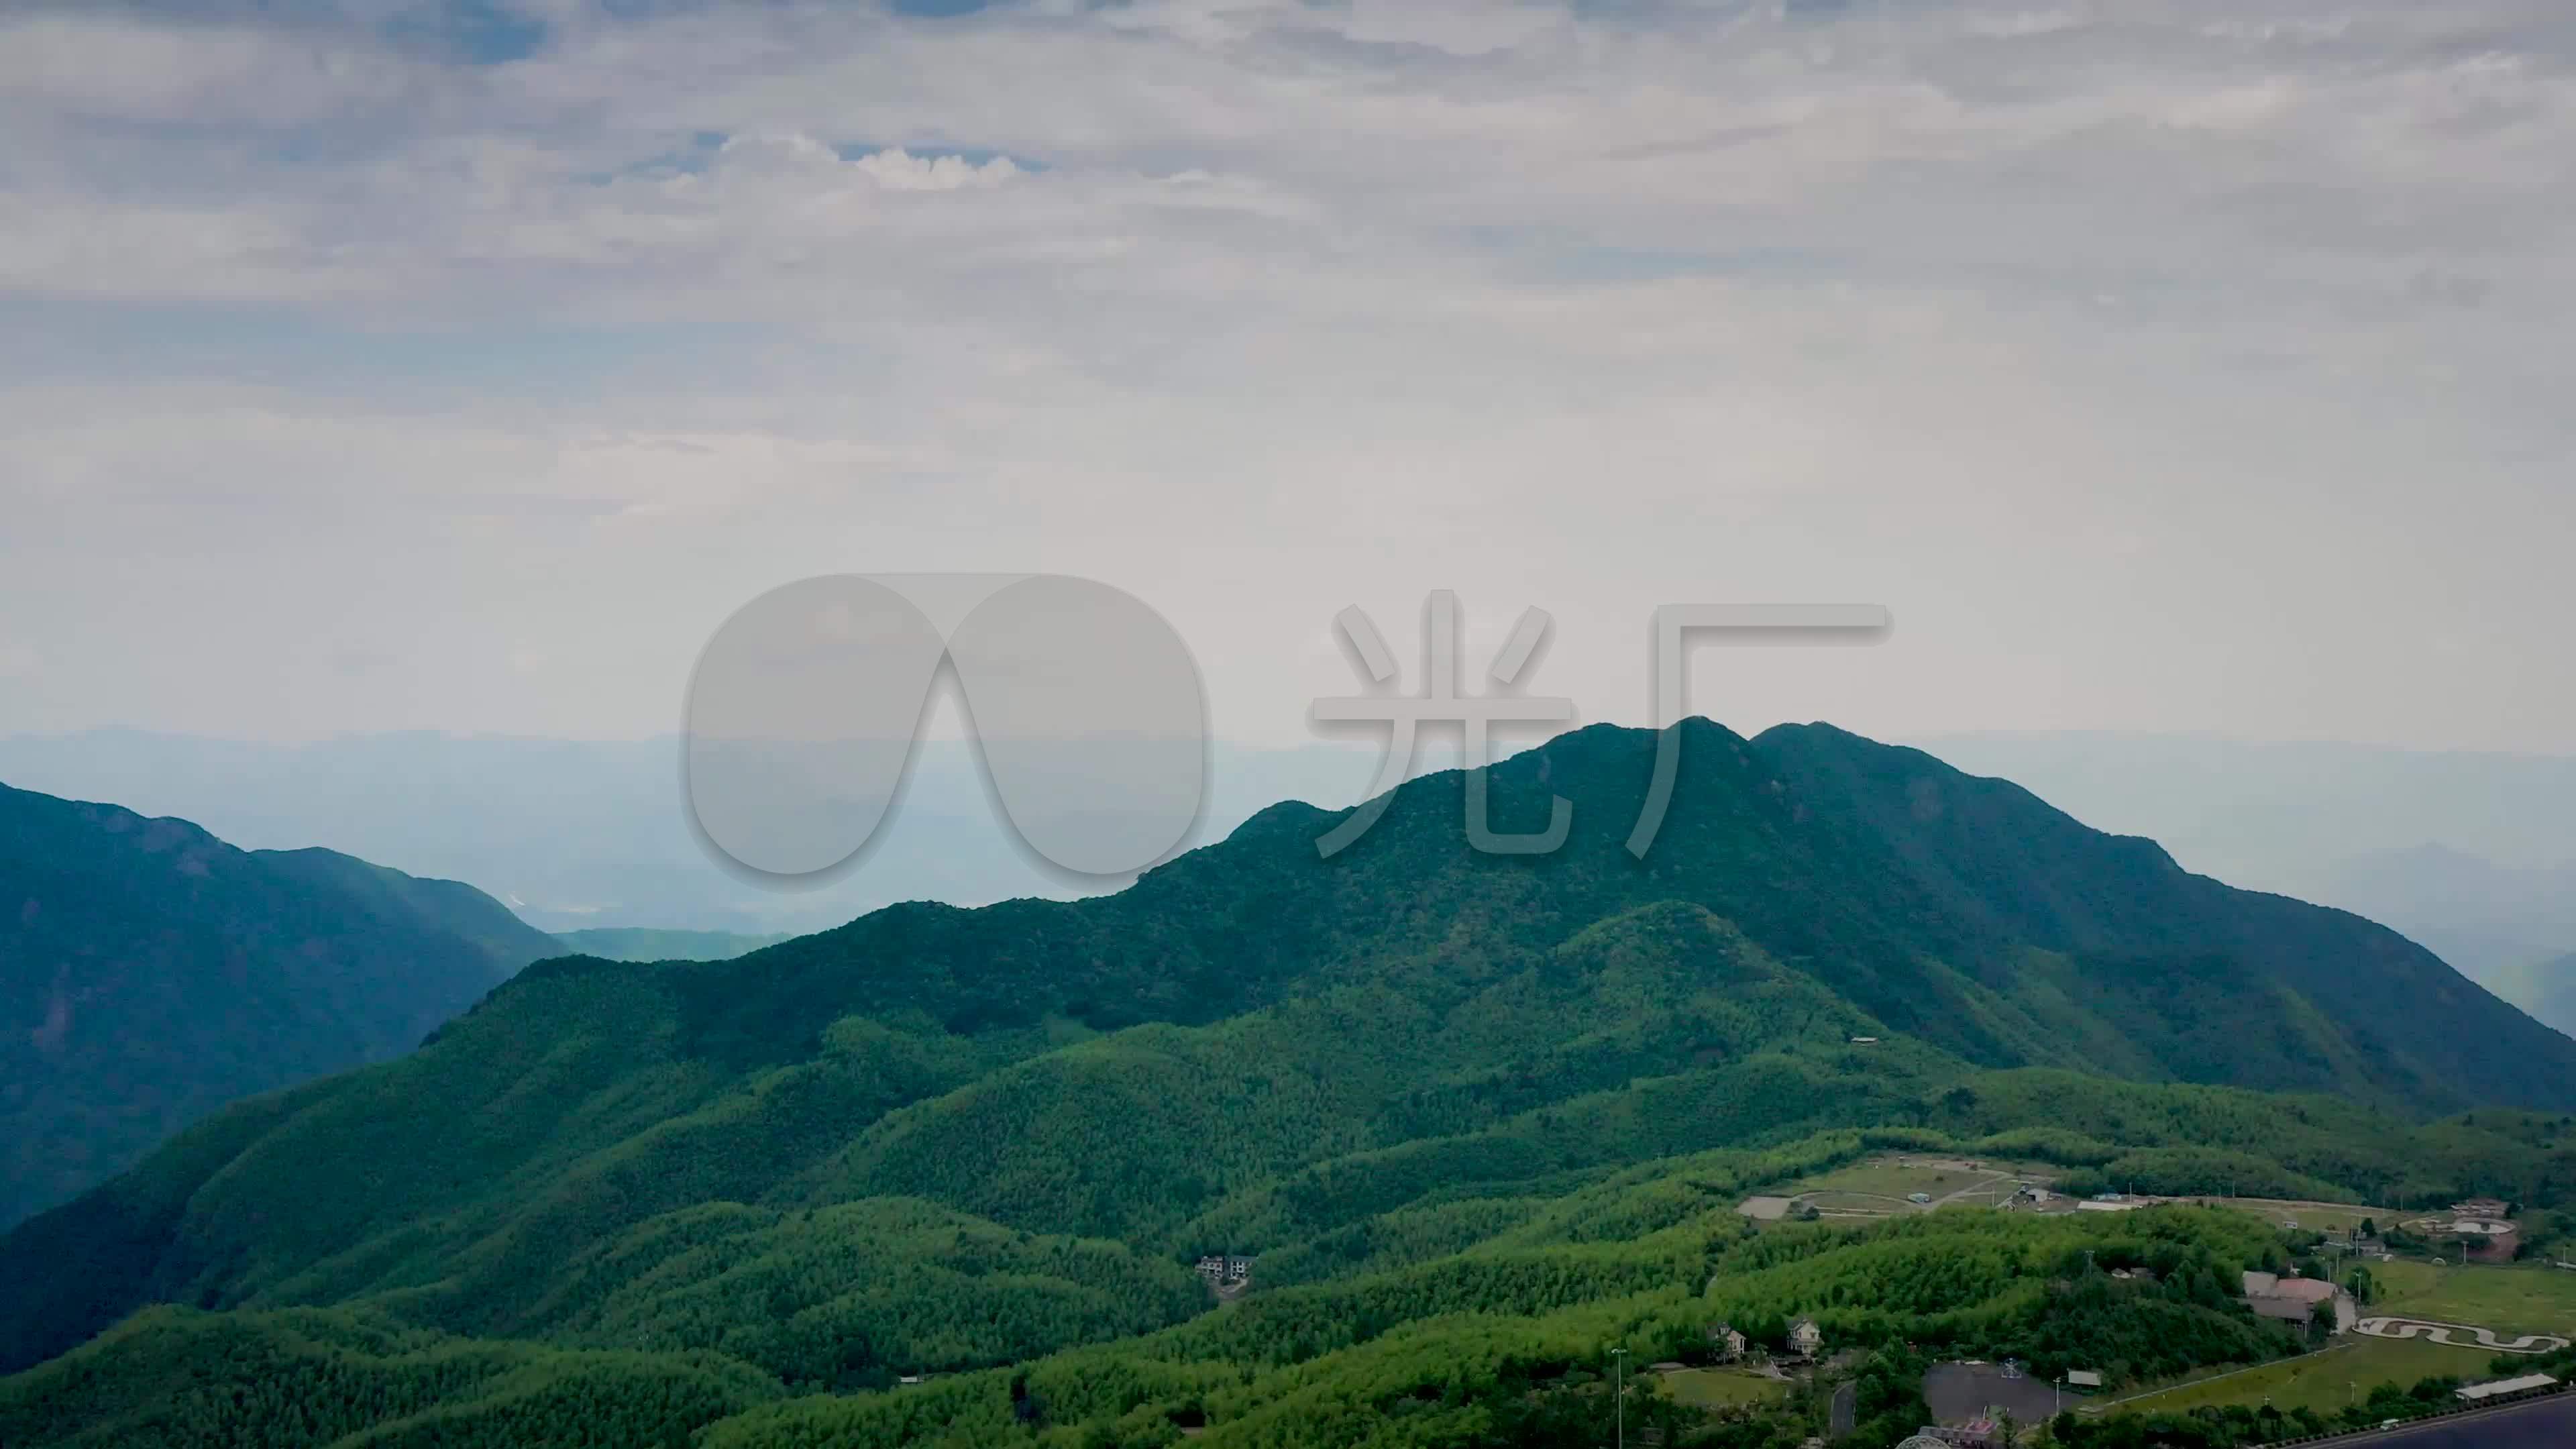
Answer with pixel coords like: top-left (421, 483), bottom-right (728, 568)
top-left (0, 782), bottom-right (560, 1230)
top-left (4, 720), bottom-right (2572, 1448)
top-left (552, 927), bottom-right (796, 963)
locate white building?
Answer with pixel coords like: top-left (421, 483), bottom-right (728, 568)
top-left (2457, 1374), bottom-right (2555, 1403)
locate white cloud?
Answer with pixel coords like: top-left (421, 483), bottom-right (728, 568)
top-left (0, 0), bottom-right (2571, 751)
top-left (848, 146), bottom-right (1021, 192)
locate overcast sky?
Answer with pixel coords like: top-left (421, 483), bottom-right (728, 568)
top-left (3, 0), bottom-right (2569, 754)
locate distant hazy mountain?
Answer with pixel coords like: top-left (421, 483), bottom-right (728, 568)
top-left (1913, 732), bottom-right (2576, 892)
top-left (2291, 844), bottom-right (2576, 987)
top-left (0, 732), bottom-right (1395, 936)
top-left (0, 782), bottom-right (560, 1228)
top-left (2493, 951), bottom-right (2576, 1040)
top-left (553, 928), bottom-right (793, 962)
top-left (1917, 732), bottom-right (2576, 1006)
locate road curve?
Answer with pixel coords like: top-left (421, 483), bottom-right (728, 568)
top-left (2351, 1317), bottom-right (2569, 1354)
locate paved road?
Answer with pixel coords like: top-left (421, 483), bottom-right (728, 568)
top-left (2309, 1393), bottom-right (2576, 1446)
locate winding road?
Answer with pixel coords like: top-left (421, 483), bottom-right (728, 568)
top-left (2352, 1318), bottom-right (2569, 1354)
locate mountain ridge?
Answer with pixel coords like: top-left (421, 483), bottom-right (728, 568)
top-left (3, 719), bottom-right (2569, 1391)
top-left (0, 780), bottom-right (561, 1230)
top-left (589, 717), bottom-right (2571, 1108)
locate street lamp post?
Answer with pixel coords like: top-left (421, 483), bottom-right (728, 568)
top-left (1611, 1346), bottom-right (1628, 1449)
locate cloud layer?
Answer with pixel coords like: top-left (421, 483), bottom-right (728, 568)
top-left (2, 0), bottom-right (2570, 751)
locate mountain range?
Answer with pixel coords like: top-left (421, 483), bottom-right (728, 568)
top-left (3, 720), bottom-right (2571, 1446)
top-left (1921, 733), bottom-right (2576, 1027)
top-left (0, 731), bottom-right (1396, 934)
top-left (2294, 844), bottom-right (2576, 1021)
top-left (0, 782), bottom-right (557, 1230)
top-left (7, 727), bottom-right (2567, 1008)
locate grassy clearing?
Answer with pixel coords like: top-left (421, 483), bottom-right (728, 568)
top-left (1798, 1191), bottom-right (1901, 1215)
top-left (2371, 1260), bottom-right (2576, 1336)
top-left (2188, 1197), bottom-right (2402, 1234)
top-left (1788, 1157), bottom-right (2033, 1203)
top-left (2107, 1337), bottom-right (2469, 1417)
top-left (1659, 1368), bottom-right (1790, 1410)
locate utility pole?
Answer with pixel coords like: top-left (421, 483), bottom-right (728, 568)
top-left (1611, 1346), bottom-right (1627, 1449)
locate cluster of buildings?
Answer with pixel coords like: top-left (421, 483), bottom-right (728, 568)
top-left (2241, 1269), bottom-right (2359, 1330)
top-left (2445, 1197), bottom-right (2521, 1262)
top-left (1193, 1254), bottom-right (1253, 1296)
top-left (1700, 1317), bottom-right (1824, 1362)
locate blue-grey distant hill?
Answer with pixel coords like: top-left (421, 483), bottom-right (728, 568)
top-left (0, 782), bottom-right (560, 1228)
top-left (552, 927), bottom-right (792, 962)
top-left (1915, 731), bottom-right (2576, 1020)
top-left (0, 732), bottom-right (1393, 936)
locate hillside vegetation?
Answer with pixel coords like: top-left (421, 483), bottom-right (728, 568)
top-left (4, 720), bottom-right (2571, 1446)
top-left (0, 782), bottom-right (558, 1229)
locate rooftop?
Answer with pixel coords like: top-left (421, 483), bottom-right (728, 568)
top-left (2459, 1375), bottom-right (2557, 1401)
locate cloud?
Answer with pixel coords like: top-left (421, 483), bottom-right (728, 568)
top-left (847, 146), bottom-right (1021, 191)
top-left (0, 0), bottom-right (2571, 751)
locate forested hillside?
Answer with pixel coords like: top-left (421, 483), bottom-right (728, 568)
top-left (0, 783), bottom-right (559, 1229)
top-left (3, 720), bottom-right (2570, 1446)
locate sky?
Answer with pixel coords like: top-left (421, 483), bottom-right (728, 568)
top-left (3, 0), bottom-right (2571, 755)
